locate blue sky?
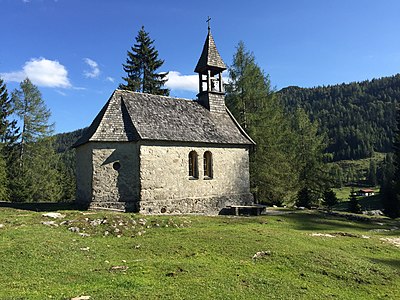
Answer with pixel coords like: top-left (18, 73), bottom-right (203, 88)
top-left (1, 0), bottom-right (400, 133)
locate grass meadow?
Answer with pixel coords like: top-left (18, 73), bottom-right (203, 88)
top-left (0, 206), bottom-right (399, 299)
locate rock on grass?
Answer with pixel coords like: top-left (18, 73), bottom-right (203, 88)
top-left (42, 213), bottom-right (65, 219)
top-left (252, 251), bottom-right (271, 259)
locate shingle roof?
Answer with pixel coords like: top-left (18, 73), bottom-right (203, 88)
top-left (194, 30), bottom-right (227, 74)
top-left (73, 90), bottom-right (254, 147)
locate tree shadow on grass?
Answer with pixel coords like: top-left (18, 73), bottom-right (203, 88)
top-left (333, 195), bottom-right (382, 211)
top-left (370, 258), bottom-right (400, 270)
top-left (0, 201), bottom-right (88, 212)
top-left (281, 210), bottom-right (399, 232)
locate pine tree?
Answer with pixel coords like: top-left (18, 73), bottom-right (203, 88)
top-left (0, 146), bottom-right (7, 200)
top-left (10, 78), bottom-right (61, 202)
top-left (290, 108), bottom-right (329, 201)
top-left (0, 78), bottom-right (19, 146)
top-left (226, 41), bottom-right (298, 205)
top-left (380, 154), bottom-right (394, 186)
top-left (296, 187), bottom-right (312, 208)
top-left (329, 164), bottom-right (343, 188)
top-left (0, 78), bottom-right (19, 200)
top-left (57, 150), bottom-right (76, 201)
top-left (12, 79), bottom-right (53, 161)
top-left (367, 159), bottom-right (377, 186)
top-left (381, 106), bottom-right (400, 218)
top-left (348, 188), bottom-right (361, 214)
top-left (119, 26), bottom-right (169, 96)
top-left (322, 189), bottom-right (338, 211)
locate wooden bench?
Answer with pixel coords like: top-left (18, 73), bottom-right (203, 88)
top-left (227, 205), bottom-right (267, 216)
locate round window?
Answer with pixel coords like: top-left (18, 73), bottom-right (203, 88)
top-left (113, 162), bottom-right (121, 171)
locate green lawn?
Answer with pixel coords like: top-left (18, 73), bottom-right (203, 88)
top-left (333, 186), bottom-right (356, 201)
top-left (333, 186), bottom-right (379, 201)
top-left (0, 207), bottom-right (399, 300)
top-left (332, 187), bottom-right (383, 212)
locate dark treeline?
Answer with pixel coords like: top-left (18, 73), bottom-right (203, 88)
top-left (279, 75), bottom-right (400, 161)
top-left (54, 128), bottom-right (86, 153)
top-left (53, 128), bottom-right (87, 201)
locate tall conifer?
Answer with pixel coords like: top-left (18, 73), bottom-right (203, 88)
top-left (0, 78), bottom-right (18, 200)
top-left (226, 42), bottom-right (298, 204)
top-left (10, 78), bottom-right (61, 202)
top-left (119, 26), bottom-right (169, 96)
top-left (381, 106), bottom-right (400, 218)
top-left (0, 78), bottom-right (19, 148)
top-left (291, 108), bottom-right (329, 201)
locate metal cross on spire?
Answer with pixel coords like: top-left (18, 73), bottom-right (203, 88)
top-left (206, 16), bottom-right (211, 32)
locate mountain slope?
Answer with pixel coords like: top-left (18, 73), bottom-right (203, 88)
top-left (279, 74), bottom-right (400, 160)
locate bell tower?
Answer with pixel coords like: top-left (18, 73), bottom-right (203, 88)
top-left (194, 19), bottom-right (227, 113)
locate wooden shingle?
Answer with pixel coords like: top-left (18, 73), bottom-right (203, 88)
top-left (194, 30), bottom-right (226, 74)
top-left (73, 90), bottom-right (254, 147)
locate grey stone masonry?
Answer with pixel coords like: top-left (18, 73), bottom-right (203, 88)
top-left (76, 142), bottom-right (140, 211)
top-left (198, 91), bottom-right (226, 113)
top-left (75, 140), bottom-right (254, 215)
top-left (138, 142), bottom-right (253, 215)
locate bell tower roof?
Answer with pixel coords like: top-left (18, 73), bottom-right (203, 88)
top-left (194, 29), bottom-right (227, 74)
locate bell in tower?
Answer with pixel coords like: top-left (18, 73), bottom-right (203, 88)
top-left (194, 19), bottom-right (227, 113)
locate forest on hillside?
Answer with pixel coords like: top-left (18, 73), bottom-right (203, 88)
top-left (279, 74), bottom-right (400, 161)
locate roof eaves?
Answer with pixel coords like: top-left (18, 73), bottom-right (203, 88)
top-left (225, 108), bottom-right (256, 146)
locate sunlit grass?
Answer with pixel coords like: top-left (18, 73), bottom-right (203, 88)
top-left (0, 207), bottom-right (399, 299)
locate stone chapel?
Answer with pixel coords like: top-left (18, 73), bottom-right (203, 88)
top-left (73, 28), bottom-right (255, 214)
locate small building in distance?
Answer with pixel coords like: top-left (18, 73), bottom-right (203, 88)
top-left (73, 28), bottom-right (255, 214)
top-left (357, 189), bottom-right (375, 197)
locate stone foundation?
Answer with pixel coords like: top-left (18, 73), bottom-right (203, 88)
top-left (138, 193), bottom-right (254, 215)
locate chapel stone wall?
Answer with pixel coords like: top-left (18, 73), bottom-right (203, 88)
top-left (76, 142), bottom-right (140, 211)
top-left (139, 142), bottom-right (253, 214)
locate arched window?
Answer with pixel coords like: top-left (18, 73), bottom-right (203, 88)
top-left (203, 151), bottom-right (213, 178)
top-left (188, 151), bottom-right (198, 179)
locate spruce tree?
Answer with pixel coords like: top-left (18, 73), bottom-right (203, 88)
top-left (296, 187), bottom-right (312, 208)
top-left (291, 108), bottom-right (329, 202)
top-left (226, 41), bottom-right (298, 205)
top-left (348, 188), bottom-right (361, 214)
top-left (119, 26), bottom-right (169, 96)
top-left (0, 78), bottom-right (19, 200)
top-left (10, 78), bottom-right (61, 202)
top-left (0, 78), bottom-right (19, 146)
top-left (381, 106), bottom-right (400, 218)
top-left (322, 188), bottom-right (338, 211)
top-left (0, 147), bottom-right (7, 200)
top-left (367, 159), bottom-right (377, 186)
top-left (0, 78), bottom-right (9, 199)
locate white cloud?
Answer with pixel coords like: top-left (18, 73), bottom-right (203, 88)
top-left (56, 90), bottom-right (67, 96)
top-left (1, 58), bottom-right (71, 88)
top-left (106, 76), bottom-right (115, 83)
top-left (165, 71), bottom-right (198, 92)
top-left (83, 58), bottom-right (100, 78)
top-left (73, 86), bottom-right (86, 91)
